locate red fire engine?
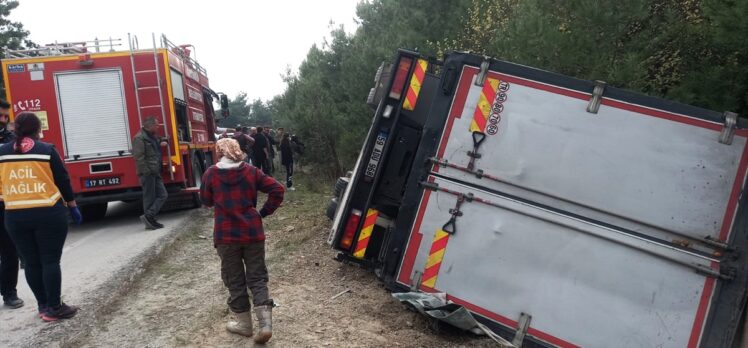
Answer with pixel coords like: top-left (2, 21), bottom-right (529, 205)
top-left (1, 34), bottom-right (228, 220)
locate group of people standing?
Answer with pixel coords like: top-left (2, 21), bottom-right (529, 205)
top-left (0, 109), bottom-right (287, 344)
top-left (221, 126), bottom-right (300, 191)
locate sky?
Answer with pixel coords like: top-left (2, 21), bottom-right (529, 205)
top-left (9, 0), bottom-right (360, 101)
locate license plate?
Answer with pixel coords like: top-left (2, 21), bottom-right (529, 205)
top-left (85, 176), bottom-right (121, 188)
top-left (364, 131), bottom-right (388, 180)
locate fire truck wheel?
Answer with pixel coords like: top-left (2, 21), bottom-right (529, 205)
top-left (79, 202), bottom-right (108, 222)
top-left (325, 198), bottom-right (338, 221)
top-left (205, 152), bottom-right (215, 167)
top-left (190, 152), bottom-right (205, 208)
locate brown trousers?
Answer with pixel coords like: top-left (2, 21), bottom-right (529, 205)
top-left (216, 242), bottom-right (271, 313)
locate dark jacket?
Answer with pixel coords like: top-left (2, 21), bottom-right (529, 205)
top-left (132, 129), bottom-right (162, 177)
top-left (0, 127), bottom-right (15, 145)
top-left (252, 133), bottom-right (268, 159)
top-left (200, 161), bottom-right (284, 245)
top-left (291, 136), bottom-right (304, 155)
top-left (233, 132), bottom-right (255, 154)
top-left (266, 133), bottom-right (276, 158)
top-left (0, 128), bottom-right (15, 209)
top-left (280, 140), bottom-right (293, 166)
top-left (0, 140), bottom-right (74, 220)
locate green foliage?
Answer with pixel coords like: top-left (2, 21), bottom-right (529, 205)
top-left (218, 92), bottom-right (251, 129)
top-left (218, 92), bottom-right (274, 130)
top-left (271, 0), bottom-right (747, 176)
top-left (689, 0), bottom-right (748, 113)
top-left (491, 0), bottom-right (746, 114)
top-left (430, 0), bottom-right (518, 56)
top-left (0, 0), bottom-right (35, 96)
top-left (272, 0), bottom-right (472, 178)
top-left (248, 98), bottom-right (273, 126)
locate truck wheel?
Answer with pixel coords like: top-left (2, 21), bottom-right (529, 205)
top-left (326, 198), bottom-right (338, 220)
top-left (80, 203), bottom-right (108, 222)
top-left (205, 151), bottom-right (215, 167)
top-left (333, 177), bottom-right (349, 199)
top-left (190, 152), bottom-right (205, 208)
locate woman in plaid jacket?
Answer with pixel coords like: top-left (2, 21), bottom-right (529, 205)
top-left (200, 138), bottom-right (284, 343)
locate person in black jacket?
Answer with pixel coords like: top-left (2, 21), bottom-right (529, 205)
top-left (251, 127), bottom-right (270, 173)
top-left (233, 126), bottom-right (254, 163)
top-left (279, 133), bottom-right (295, 190)
top-left (0, 112), bottom-right (82, 321)
top-left (0, 100), bottom-right (24, 309)
top-left (263, 127), bottom-right (276, 176)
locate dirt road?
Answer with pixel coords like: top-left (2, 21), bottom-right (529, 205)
top-left (66, 187), bottom-right (495, 347)
top-left (0, 201), bottom-right (192, 348)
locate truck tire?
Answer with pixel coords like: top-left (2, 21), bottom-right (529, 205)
top-left (80, 202), bottom-right (108, 222)
top-left (205, 151), bottom-right (215, 168)
top-left (333, 177), bottom-right (349, 199)
top-left (326, 198), bottom-right (338, 221)
top-left (190, 152), bottom-right (205, 208)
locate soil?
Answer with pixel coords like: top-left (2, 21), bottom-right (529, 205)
top-left (66, 183), bottom-right (496, 348)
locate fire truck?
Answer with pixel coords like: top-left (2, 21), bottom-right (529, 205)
top-left (329, 50), bottom-right (748, 347)
top-left (1, 34), bottom-right (228, 220)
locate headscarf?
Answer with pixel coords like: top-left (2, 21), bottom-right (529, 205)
top-left (216, 138), bottom-right (246, 162)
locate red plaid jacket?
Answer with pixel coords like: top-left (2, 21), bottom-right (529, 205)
top-left (200, 161), bottom-right (284, 245)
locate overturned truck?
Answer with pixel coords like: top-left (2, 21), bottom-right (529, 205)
top-left (327, 49), bottom-right (748, 347)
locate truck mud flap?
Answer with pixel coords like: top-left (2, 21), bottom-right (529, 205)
top-left (392, 292), bottom-right (516, 347)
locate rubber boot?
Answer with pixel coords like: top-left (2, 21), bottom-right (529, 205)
top-left (254, 305), bottom-right (273, 343)
top-left (226, 311), bottom-right (253, 337)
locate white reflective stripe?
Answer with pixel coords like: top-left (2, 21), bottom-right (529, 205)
top-left (0, 154), bottom-right (51, 161)
top-left (4, 191), bottom-right (61, 207)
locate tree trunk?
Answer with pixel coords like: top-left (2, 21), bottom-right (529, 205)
top-left (326, 135), bottom-right (343, 178)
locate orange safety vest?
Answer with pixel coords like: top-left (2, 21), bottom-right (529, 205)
top-left (0, 153), bottom-right (62, 210)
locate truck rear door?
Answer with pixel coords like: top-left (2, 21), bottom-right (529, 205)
top-left (329, 50), bottom-right (440, 269)
top-left (393, 53), bottom-right (748, 347)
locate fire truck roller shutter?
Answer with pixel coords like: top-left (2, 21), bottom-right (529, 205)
top-left (55, 69), bottom-right (131, 159)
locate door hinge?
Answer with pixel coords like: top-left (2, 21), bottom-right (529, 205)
top-left (719, 111), bottom-right (738, 145)
top-left (512, 312), bottom-right (533, 347)
top-left (475, 58), bottom-right (490, 86)
top-left (411, 271), bottom-right (423, 292)
top-left (586, 80), bottom-right (606, 114)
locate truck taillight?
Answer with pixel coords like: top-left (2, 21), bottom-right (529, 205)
top-left (388, 57), bottom-right (413, 100)
top-left (340, 210), bottom-right (362, 250)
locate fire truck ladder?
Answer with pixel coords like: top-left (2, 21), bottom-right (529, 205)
top-left (128, 33), bottom-right (174, 180)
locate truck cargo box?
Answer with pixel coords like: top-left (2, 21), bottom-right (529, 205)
top-left (329, 50), bottom-right (748, 347)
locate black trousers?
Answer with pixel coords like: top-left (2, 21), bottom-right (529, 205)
top-left (253, 154), bottom-right (269, 174)
top-left (0, 210), bottom-right (19, 300)
top-left (6, 209), bottom-right (68, 308)
top-left (284, 161), bottom-right (293, 188)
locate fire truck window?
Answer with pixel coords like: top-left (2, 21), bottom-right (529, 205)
top-left (175, 104), bottom-right (191, 142)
